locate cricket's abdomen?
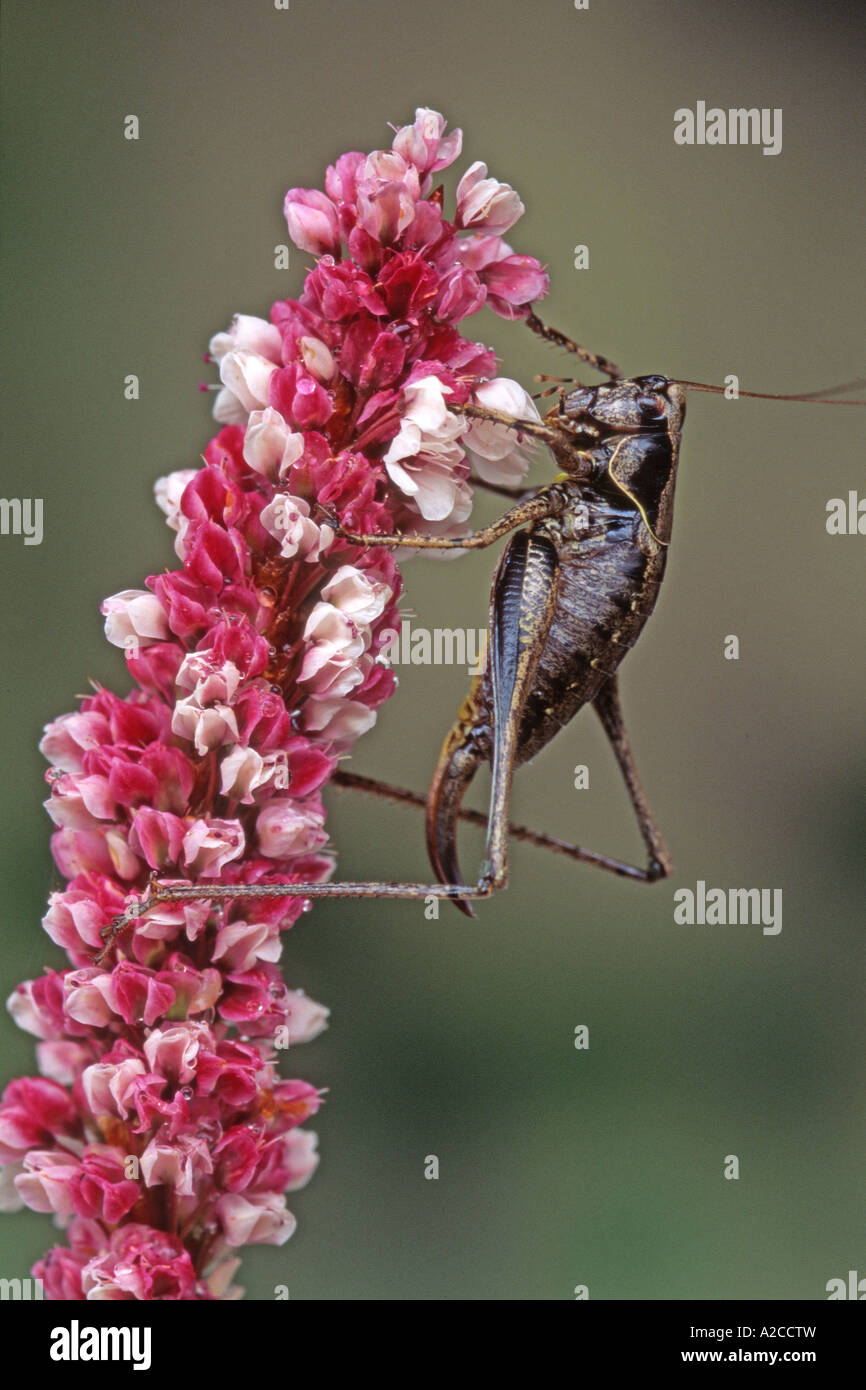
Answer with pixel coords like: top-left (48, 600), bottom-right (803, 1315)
top-left (510, 497), bottom-right (668, 763)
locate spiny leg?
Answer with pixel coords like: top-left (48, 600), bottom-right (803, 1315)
top-left (456, 401), bottom-right (569, 446)
top-left (592, 675), bottom-right (673, 880)
top-left (336, 488), bottom-right (562, 550)
top-left (96, 871), bottom-right (498, 964)
top-left (457, 400), bottom-right (595, 480)
top-left (331, 771), bottom-right (668, 881)
top-left (526, 311), bottom-right (622, 380)
top-left (469, 473), bottom-right (542, 500)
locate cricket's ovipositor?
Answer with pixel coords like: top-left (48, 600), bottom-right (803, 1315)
top-left (99, 315), bottom-right (864, 952)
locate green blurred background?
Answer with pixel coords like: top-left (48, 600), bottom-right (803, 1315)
top-left (1, 0), bottom-right (863, 1300)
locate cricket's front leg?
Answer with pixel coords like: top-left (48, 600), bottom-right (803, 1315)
top-left (335, 488), bottom-right (562, 550)
top-left (454, 401), bottom-right (571, 444)
top-left (525, 311), bottom-right (622, 381)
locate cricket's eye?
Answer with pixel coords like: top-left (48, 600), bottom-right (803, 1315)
top-left (636, 394), bottom-right (666, 422)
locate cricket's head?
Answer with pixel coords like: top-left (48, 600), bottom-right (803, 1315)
top-left (558, 375), bottom-right (685, 440)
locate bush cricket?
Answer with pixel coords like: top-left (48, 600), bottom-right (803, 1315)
top-left (100, 314), bottom-right (863, 953)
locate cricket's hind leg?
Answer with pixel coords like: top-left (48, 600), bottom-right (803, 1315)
top-left (424, 682), bottom-right (490, 919)
top-left (591, 675), bottom-right (673, 881)
top-left (339, 674), bottom-right (674, 889)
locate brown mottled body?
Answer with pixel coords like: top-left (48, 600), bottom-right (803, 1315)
top-left (425, 378), bottom-right (685, 906)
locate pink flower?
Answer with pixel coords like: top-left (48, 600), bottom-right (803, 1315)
top-left (40, 712), bottom-right (110, 775)
top-left (15, 1149), bottom-right (81, 1217)
top-left (0, 1078), bottom-right (79, 1162)
top-left (182, 819), bottom-right (246, 876)
top-left (5, 107), bottom-right (549, 1302)
top-left (7, 973), bottom-right (70, 1040)
top-left (456, 161), bottom-right (525, 234)
top-left (356, 150), bottom-right (420, 243)
top-left (33, 1242), bottom-right (89, 1300)
top-left (256, 799), bottom-right (328, 860)
top-left (70, 1147), bottom-right (142, 1223)
top-left (267, 363), bottom-right (334, 429)
top-left (455, 233), bottom-right (549, 318)
top-left (391, 107), bottom-right (463, 183)
top-left (81, 1058), bottom-right (148, 1119)
top-left (36, 1041), bottom-right (94, 1086)
top-left (283, 188), bottom-right (342, 258)
top-left (42, 877), bottom-right (126, 959)
top-left (129, 808), bottom-right (187, 870)
top-left (212, 919), bottom-right (282, 971)
top-left (80, 1224), bottom-right (201, 1300)
top-left (215, 1192), bottom-right (296, 1247)
top-left (143, 1023), bottom-right (209, 1082)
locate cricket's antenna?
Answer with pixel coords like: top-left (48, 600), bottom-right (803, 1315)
top-left (675, 378), bottom-right (866, 406)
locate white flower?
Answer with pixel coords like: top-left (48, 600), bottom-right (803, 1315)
top-left (208, 314), bottom-right (283, 365)
top-left (456, 161), bottom-right (525, 234)
top-left (464, 378), bottom-right (541, 486)
top-left (383, 376), bottom-right (470, 521)
top-left (218, 348), bottom-right (278, 414)
top-left (154, 469), bottom-right (197, 558)
top-left (260, 493), bottom-right (332, 560)
top-left (220, 746), bottom-right (289, 803)
top-left (212, 386), bottom-right (248, 425)
top-left (102, 590), bottom-right (170, 650)
top-left (215, 1192), bottom-right (296, 1247)
top-left (181, 818), bottom-right (245, 876)
top-left (256, 799), bottom-right (328, 859)
top-left (320, 565), bottom-right (392, 624)
top-left (176, 653), bottom-right (242, 704)
top-left (299, 697), bottom-right (377, 750)
top-left (243, 408), bottom-right (305, 481)
top-left (172, 697), bottom-right (239, 755)
top-left (284, 989), bottom-right (330, 1043)
top-left (299, 336), bottom-right (336, 383)
top-left (212, 920), bottom-right (282, 971)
